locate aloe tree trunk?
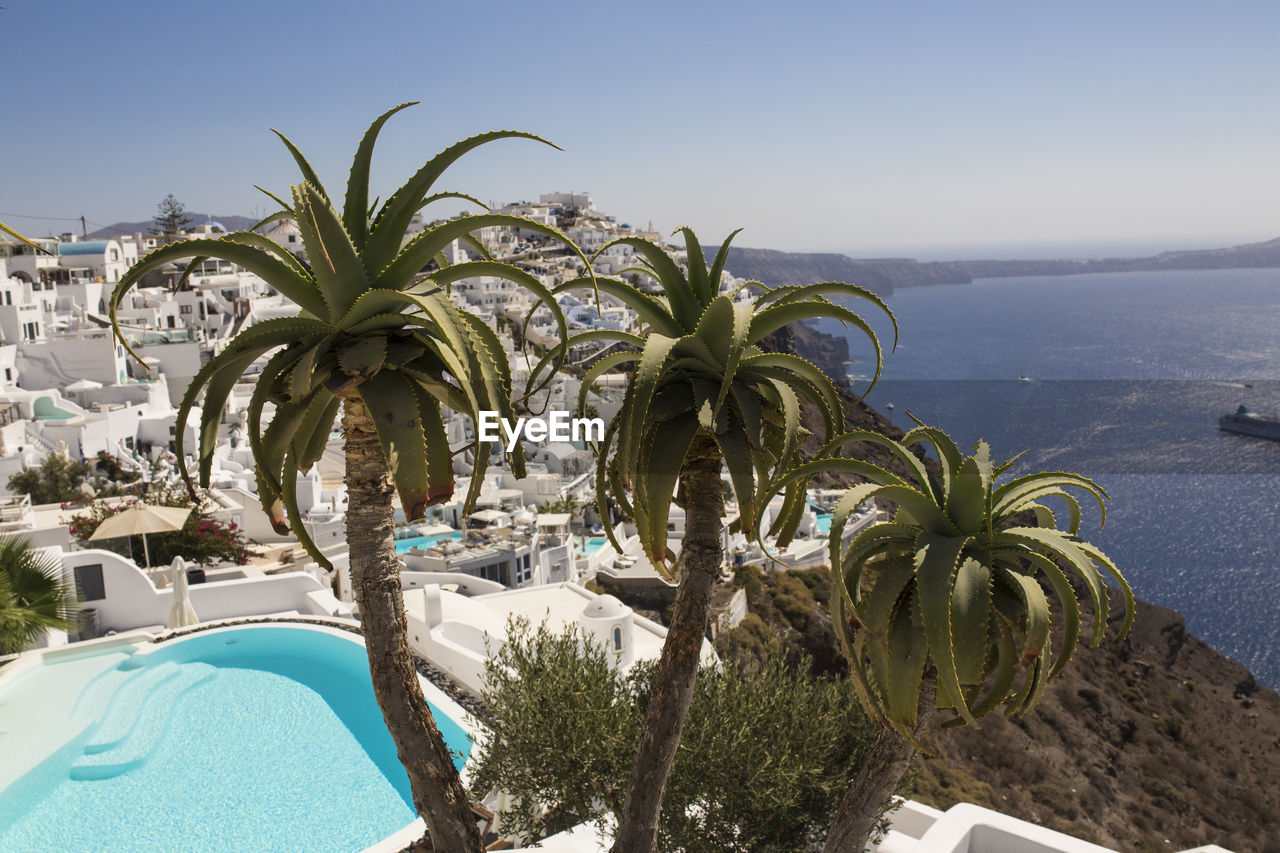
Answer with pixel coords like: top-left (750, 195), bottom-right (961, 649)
top-left (611, 432), bottom-right (724, 853)
top-left (342, 396), bottom-right (483, 853)
top-left (823, 677), bottom-right (938, 853)
top-left (823, 729), bottom-right (915, 853)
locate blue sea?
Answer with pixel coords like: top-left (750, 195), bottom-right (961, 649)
top-left (816, 267), bottom-right (1280, 687)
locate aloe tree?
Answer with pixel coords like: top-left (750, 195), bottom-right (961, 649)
top-left (109, 104), bottom-right (577, 852)
top-left (1, 221), bottom-right (50, 253)
top-left (545, 229), bottom-right (895, 851)
top-left (761, 421), bottom-right (1135, 852)
top-left (0, 535), bottom-right (76, 655)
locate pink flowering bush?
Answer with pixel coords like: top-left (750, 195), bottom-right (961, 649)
top-left (67, 484), bottom-right (256, 566)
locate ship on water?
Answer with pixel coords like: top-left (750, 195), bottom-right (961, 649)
top-left (1218, 405), bottom-right (1280, 441)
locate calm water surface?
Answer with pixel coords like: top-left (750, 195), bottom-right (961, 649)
top-left (819, 268), bottom-right (1280, 686)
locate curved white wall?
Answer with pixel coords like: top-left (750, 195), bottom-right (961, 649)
top-left (60, 549), bottom-right (330, 634)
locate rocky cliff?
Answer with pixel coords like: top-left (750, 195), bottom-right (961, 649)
top-left (720, 247), bottom-right (969, 295)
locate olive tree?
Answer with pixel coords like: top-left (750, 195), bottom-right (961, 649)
top-left (472, 618), bottom-right (887, 852)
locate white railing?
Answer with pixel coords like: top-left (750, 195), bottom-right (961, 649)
top-left (0, 493), bottom-right (32, 524)
top-left (22, 423), bottom-right (58, 455)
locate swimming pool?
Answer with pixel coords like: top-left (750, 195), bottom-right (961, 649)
top-left (815, 513), bottom-right (833, 535)
top-left (0, 624), bottom-right (474, 852)
top-left (32, 395), bottom-right (77, 421)
top-left (395, 531), bottom-right (463, 554)
top-left (577, 536), bottom-right (608, 556)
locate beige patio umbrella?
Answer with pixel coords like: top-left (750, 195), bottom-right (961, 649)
top-left (167, 561), bottom-right (198, 629)
top-left (88, 502), bottom-right (192, 569)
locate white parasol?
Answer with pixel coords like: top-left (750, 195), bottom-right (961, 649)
top-left (88, 502), bottom-right (192, 568)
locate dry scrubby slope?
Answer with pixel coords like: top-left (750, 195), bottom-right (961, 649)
top-left (721, 559), bottom-right (1280, 853)
top-left (918, 597), bottom-right (1280, 853)
top-left (744, 323), bottom-right (1280, 852)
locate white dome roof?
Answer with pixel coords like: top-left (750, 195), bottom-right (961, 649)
top-left (583, 594), bottom-right (629, 620)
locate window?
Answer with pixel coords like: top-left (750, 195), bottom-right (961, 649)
top-left (109, 249), bottom-right (119, 261)
top-left (287, 234), bottom-right (296, 243)
top-left (3, 369), bottom-right (10, 381)
top-left (74, 564), bottom-right (106, 601)
top-left (613, 627), bottom-right (622, 652)
top-left (2, 291), bottom-right (11, 306)
top-left (179, 305), bottom-right (192, 314)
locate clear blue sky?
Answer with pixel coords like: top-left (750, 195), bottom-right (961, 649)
top-left (3, 0), bottom-right (1277, 257)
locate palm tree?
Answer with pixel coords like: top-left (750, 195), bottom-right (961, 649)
top-left (547, 228), bottom-right (896, 852)
top-left (109, 104), bottom-right (579, 852)
top-left (761, 420), bottom-right (1135, 852)
top-left (0, 535), bottom-right (76, 655)
top-left (543, 494), bottom-right (579, 515)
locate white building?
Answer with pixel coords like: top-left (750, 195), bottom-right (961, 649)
top-left (401, 581), bottom-right (717, 696)
top-left (54, 239), bottom-right (131, 283)
top-left (16, 326), bottom-right (129, 387)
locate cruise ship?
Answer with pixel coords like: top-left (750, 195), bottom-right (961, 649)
top-left (1218, 405), bottom-right (1280, 441)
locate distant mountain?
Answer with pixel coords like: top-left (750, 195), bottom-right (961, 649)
top-left (722, 236), bottom-right (1280, 296)
top-left (86, 214), bottom-right (260, 240)
top-left (952, 236), bottom-right (1280, 281)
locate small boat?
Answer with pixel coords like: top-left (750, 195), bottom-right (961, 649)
top-left (885, 403), bottom-right (894, 410)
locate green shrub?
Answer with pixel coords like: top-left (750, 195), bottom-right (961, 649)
top-left (473, 618), bottom-right (886, 851)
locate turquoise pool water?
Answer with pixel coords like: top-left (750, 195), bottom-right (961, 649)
top-left (815, 513), bottom-right (832, 534)
top-left (32, 395), bottom-right (75, 421)
top-left (577, 537), bottom-right (608, 556)
top-left (0, 625), bottom-right (472, 852)
top-left (395, 530), bottom-right (463, 554)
